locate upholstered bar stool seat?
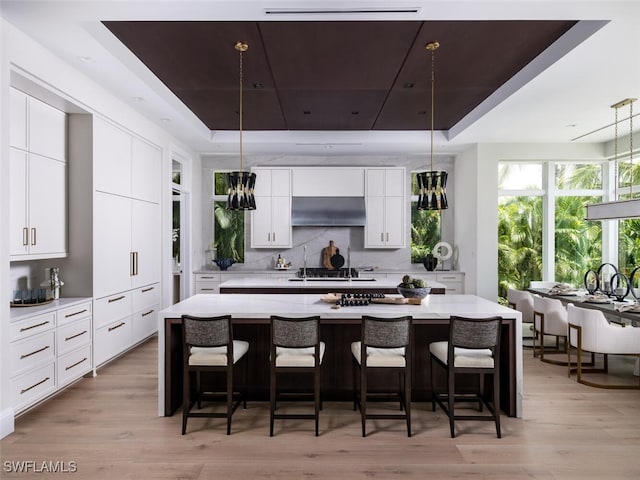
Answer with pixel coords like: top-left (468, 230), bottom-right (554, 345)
top-left (190, 342), bottom-right (250, 365)
top-left (275, 343), bottom-right (326, 367)
top-left (429, 342), bottom-right (495, 368)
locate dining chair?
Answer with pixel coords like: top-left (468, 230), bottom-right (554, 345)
top-left (351, 315), bottom-right (413, 437)
top-left (567, 304), bottom-right (640, 389)
top-left (270, 315), bottom-right (324, 436)
top-left (181, 314), bottom-right (249, 435)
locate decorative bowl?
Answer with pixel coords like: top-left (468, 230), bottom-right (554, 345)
top-left (213, 258), bottom-right (235, 271)
top-left (397, 286), bottom-right (431, 299)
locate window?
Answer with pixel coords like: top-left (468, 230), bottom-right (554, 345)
top-left (212, 172), bottom-right (245, 262)
top-left (410, 172), bottom-right (441, 263)
top-left (498, 161), bottom-right (605, 299)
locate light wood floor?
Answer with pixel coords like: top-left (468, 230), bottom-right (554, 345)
top-left (2, 337), bottom-right (640, 480)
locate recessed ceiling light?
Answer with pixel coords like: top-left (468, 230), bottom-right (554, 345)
top-left (303, 110), bottom-right (311, 115)
top-left (77, 56), bottom-right (94, 63)
top-left (160, 117), bottom-right (172, 123)
top-left (351, 111), bottom-right (359, 115)
top-left (253, 83), bottom-right (264, 89)
top-left (404, 83), bottom-right (415, 89)
top-left (565, 123), bottom-right (577, 128)
top-left (131, 96), bottom-right (145, 102)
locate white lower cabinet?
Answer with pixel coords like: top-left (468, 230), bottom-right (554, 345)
top-left (195, 273), bottom-right (221, 294)
top-left (93, 283), bottom-right (159, 367)
top-left (9, 299), bottom-right (93, 414)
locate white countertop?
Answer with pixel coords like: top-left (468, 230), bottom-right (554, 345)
top-left (10, 297), bottom-right (92, 322)
top-left (159, 293), bottom-right (516, 320)
top-left (217, 277), bottom-right (446, 290)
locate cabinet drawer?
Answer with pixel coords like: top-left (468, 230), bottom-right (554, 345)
top-left (11, 330), bottom-right (56, 377)
top-left (195, 282), bottom-right (220, 294)
top-left (57, 317), bottom-right (92, 355)
top-left (94, 317), bottom-right (132, 366)
top-left (10, 311), bottom-right (56, 342)
top-left (11, 362), bottom-right (56, 413)
top-left (57, 344), bottom-right (92, 387)
top-left (194, 273), bottom-right (220, 282)
top-left (436, 273), bottom-right (464, 283)
top-left (94, 292), bottom-right (132, 329)
top-left (443, 283), bottom-right (464, 294)
top-left (132, 304), bottom-right (158, 344)
top-left (132, 283), bottom-right (160, 312)
top-left (57, 301), bottom-right (92, 327)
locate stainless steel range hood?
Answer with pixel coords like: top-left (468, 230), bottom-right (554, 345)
top-left (291, 196), bottom-right (366, 226)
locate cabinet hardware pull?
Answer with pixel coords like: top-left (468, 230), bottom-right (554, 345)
top-left (386, 232), bottom-right (389, 242)
top-left (21, 376), bottom-right (50, 395)
top-left (141, 286), bottom-right (154, 293)
top-left (20, 320), bottom-right (50, 332)
top-left (108, 295), bottom-right (125, 303)
top-left (273, 232), bottom-right (276, 242)
top-left (31, 228), bottom-right (37, 245)
top-left (65, 357), bottom-right (88, 371)
top-left (23, 227), bottom-right (28, 246)
top-left (200, 276), bottom-right (214, 279)
top-left (268, 232), bottom-right (271, 242)
top-left (130, 252), bottom-right (134, 276)
top-left (65, 330), bottom-right (88, 341)
top-left (108, 322), bottom-right (126, 332)
top-left (380, 232), bottom-right (384, 242)
top-left (65, 309), bottom-right (88, 318)
top-left (142, 309), bottom-right (155, 317)
top-left (201, 288), bottom-right (215, 291)
top-left (20, 345), bottom-right (50, 359)
top-left (134, 251), bottom-right (139, 276)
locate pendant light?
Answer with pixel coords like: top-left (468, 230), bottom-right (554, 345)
top-left (586, 98), bottom-right (639, 220)
top-left (417, 41), bottom-right (448, 211)
top-left (226, 41), bottom-right (257, 211)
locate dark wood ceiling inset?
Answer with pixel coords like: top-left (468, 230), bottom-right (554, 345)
top-left (103, 19), bottom-right (577, 132)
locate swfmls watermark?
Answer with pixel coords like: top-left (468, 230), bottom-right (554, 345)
top-left (3, 460), bottom-right (78, 474)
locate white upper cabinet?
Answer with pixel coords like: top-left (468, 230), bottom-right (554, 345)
top-left (291, 167), bottom-right (364, 197)
top-left (93, 117), bottom-right (132, 198)
top-left (252, 168), bottom-right (291, 197)
top-left (28, 97), bottom-right (67, 161)
top-left (364, 167), bottom-right (406, 248)
top-left (10, 88), bottom-right (28, 150)
top-left (131, 137), bottom-right (162, 203)
top-left (9, 89), bottom-right (68, 260)
top-left (251, 168), bottom-right (292, 248)
top-left (93, 117), bottom-right (161, 203)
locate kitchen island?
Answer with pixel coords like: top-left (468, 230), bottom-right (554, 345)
top-left (158, 294), bottom-right (522, 418)
top-left (218, 277), bottom-right (447, 294)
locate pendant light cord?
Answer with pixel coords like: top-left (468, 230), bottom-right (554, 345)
top-left (235, 42), bottom-right (248, 172)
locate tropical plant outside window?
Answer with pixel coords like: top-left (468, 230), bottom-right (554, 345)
top-left (213, 172), bottom-right (245, 262)
top-left (410, 172), bottom-right (441, 263)
top-left (498, 162), bottom-right (604, 300)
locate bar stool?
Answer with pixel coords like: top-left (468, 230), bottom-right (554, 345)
top-left (351, 315), bottom-right (412, 437)
top-left (181, 314), bottom-right (249, 435)
top-left (429, 315), bottom-right (503, 438)
top-left (270, 315), bottom-right (324, 436)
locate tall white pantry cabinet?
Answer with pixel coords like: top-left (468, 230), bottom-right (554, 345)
top-left (91, 117), bottom-right (161, 367)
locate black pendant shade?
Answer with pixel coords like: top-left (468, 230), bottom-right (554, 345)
top-left (226, 170), bottom-right (256, 210)
top-left (417, 170), bottom-right (448, 210)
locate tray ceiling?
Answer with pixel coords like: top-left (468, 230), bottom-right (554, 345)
top-left (103, 20), bottom-right (576, 132)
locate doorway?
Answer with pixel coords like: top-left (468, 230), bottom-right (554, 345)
top-left (171, 159), bottom-right (190, 304)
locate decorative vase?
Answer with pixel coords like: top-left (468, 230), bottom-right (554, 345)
top-left (423, 253), bottom-right (438, 271)
top-left (213, 258), bottom-right (236, 271)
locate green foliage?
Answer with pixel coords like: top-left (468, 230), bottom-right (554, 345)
top-left (410, 202), bottom-right (440, 263)
top-left (213, 201), bottom-right (244, 262)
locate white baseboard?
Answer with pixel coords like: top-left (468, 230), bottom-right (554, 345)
top-left (1, 408), bottom-right (15, 439)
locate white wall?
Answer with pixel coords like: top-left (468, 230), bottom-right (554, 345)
top-left (0, 18), bottom-right (196, 438)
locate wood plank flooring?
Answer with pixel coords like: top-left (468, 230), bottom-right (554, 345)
top-left (2, 336), bottom-right (639, 479)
